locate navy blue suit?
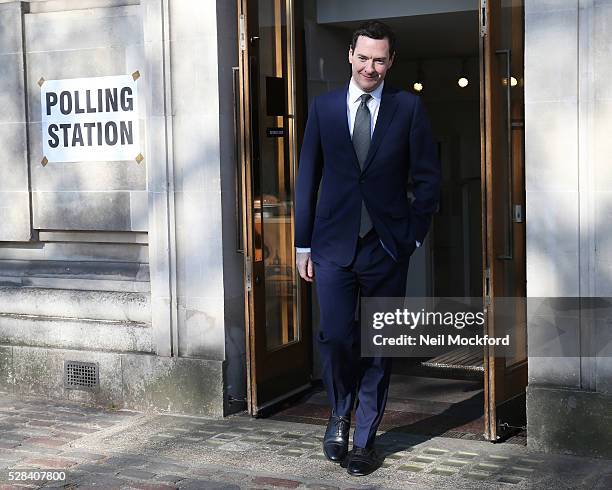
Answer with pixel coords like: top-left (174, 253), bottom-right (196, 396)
top-left (295, 83), bottom-right (440, 448)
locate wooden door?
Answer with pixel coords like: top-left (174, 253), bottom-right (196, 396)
top-left (236, 0), bottom-right (311, 415)
top-left (480, 0), bottom-right (528, 441)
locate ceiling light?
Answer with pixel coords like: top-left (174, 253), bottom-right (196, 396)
top-left (458, 77), bottom-right (469, 88)
top-left (413, 82), bottom-right (423, 92)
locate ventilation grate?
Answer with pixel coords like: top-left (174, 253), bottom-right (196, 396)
top-left (64, 361), bottom-right (99, 391)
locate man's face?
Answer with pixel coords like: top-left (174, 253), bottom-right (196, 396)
top-left (348, 35), bottom-right (394, 92)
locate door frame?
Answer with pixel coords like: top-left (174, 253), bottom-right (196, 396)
top-left (235, 0), bottom-right (528, 433)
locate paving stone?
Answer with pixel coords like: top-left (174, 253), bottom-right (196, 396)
top-left (17, 456), bottom-right (78, 469)
top-left (277, 449), bottom-right (304, 457)
top-left (398, 463), bottom-right (426, 472)
top-left (517, 457), bottom-right (544, 465)
top-left (251, 476), bottom-right (301, 488)
top-left (13, 444), bottom-right (63, 456)
top-left (254, 430), bottom-right (281, 436)
top-left (497, 475), bottom-right (523, 484)
top-left (58, 450), bottom-right (107, 461)
top-left (442, 459), bottom-right (470, 467)
top-left (509, 465), bottom-right (535, 474)
top-left (144, 462), bottom-right (189, 474)
top-left (304, 484), bottom-right (339, 490)
top-left (211, 434), bottom-right (238, 440)
top-left (308, 454), bottom-right (327, 460)
top-left (74, 463), bottom-right (119, 475)
top-left (70, 474), bottom-right (127, 487)
top-left (103, 456), bottom-right (148, 468)
top-left (487, 454), bottom-right (510, 461)
top-left (153, 473), bottom-right (186, 483)
top-left (54, 424), bottom-right (100, 434)
top-left (202, 439), bottom-right (226, 447)
top-left (429, 467), bottom-right (458, 476)
top-left (464, 471), bottom-right (492, 481)
top-left (22, 437), bottom-right (69, 448)
top-left (280, 433), bottom-right (304, 440)
top-left (453, 451), bottom-right (478, 459)
top-left (117, 468), bottom-right (157, 480)
top-left (191, 467), bottom-right (224, 478)
top-left (268, 440), bottom-right (290, 446)
top-left (0, 450), bottom-right (25, 462)
top-left (295, 441), bottom-right (316, 449)
top-left (475, 462), bottom-right (502, 471)
top-left (27, 420), bottom-right (55, 427)
top-left (179, 479), bottom-right (239, 489)
top-left (120, 482), bottom-right (178, 490)
top-left (411, 456), bottom-right (436, 464)
top-left (383, 453), bottom-right (404, 460)
top-left (422, 448), bottom-right (448, 455)
top-left (243, 436), bottom-right (267, 443)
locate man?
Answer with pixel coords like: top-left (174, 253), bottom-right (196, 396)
top-left (295, 21), bottom-right (441, 476)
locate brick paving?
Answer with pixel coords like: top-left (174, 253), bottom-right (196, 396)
top-left (0, 393), bottom-right (610, 489)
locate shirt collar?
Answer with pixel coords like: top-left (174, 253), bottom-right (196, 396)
top-left (348, 78), bottom-right (384, 104)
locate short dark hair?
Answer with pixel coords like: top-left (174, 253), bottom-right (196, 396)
top-left (350, 20), bottom-right (396, 58)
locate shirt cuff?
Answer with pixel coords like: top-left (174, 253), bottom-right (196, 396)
top-left (296, 247), bottom-right (311, 253)
top-left (415, 240), bottom-right (421, 248)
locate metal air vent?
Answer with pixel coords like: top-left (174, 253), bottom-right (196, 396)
top-left (64, 361), bottom-right (99, 391)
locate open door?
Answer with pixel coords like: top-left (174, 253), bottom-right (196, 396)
top-left (236, 0), bottom-right (311, 415)
top-left (480, 0), bottom-right (527, 441)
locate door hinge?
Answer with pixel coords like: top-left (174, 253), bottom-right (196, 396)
top-left (239, 14), bottom-right (246, 51)
top-left (245, 256), bottom-right (252, 291)
top-left (480, 0), bottom-right (488, 38)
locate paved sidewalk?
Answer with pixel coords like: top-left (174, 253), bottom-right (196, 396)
top-left (0, 393), bottom-right (610, 489)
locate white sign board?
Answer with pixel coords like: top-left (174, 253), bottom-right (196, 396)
top-left (41, 74), bottom-right (141, 163)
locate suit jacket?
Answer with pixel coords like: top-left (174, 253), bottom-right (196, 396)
top-left (295, 82), bottom-right (441, 267)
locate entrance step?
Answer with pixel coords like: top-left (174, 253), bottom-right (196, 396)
top-left (420, 347), bottom-right (484, 379)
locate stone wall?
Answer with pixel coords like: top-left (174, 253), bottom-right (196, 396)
top-left (0, 0), bottom-right (244, 417)
top-left (525, 0), bottom-right (612, 458)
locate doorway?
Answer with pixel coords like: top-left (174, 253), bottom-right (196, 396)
top-left (236, 0), bottom-right (527, 442)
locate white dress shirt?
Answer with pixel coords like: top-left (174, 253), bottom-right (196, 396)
top-left (296, 78), bottom-right (420, 254)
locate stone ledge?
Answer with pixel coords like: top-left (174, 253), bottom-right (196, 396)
top-left (0, 286), bottom-right (150, 322)
top-left (0, 314), bottom-right (153, 353)
top-left (527, 384), bottom-right (612, 459)
top-left (0, 346), bottom-right (224, 417)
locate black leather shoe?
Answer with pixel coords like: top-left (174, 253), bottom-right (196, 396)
top-left (347, 446), bottom-right (380, 476)
top-left (322, 414), bottom-right (350, 463)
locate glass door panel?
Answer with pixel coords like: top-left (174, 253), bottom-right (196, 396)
top-left (237, 0), bottom-right (311, 414)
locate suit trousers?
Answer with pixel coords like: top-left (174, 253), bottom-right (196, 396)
top-left (313, 229), bottom-right (410, 448)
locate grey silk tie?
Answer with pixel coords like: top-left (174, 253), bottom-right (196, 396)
top-left (352, 93), bottom-right (373, 237)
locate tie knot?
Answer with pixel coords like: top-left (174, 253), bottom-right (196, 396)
top-left (360, 93), bottom-right (372, 105)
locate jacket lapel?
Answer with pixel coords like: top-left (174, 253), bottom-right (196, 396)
top-left (362, 85), bottom-right (399, 172)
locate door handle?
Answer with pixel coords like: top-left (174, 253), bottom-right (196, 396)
top-left (495, 49), bottom-right (514, 261)
top-left (232, 66), bottom-right (245, 254)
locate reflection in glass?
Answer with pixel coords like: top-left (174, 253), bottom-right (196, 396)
top-left (254, 0), bottom-right (299, 350)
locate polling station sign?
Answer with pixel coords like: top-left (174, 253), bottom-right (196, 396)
top-left (40, 74), bottom-right (142, 163)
